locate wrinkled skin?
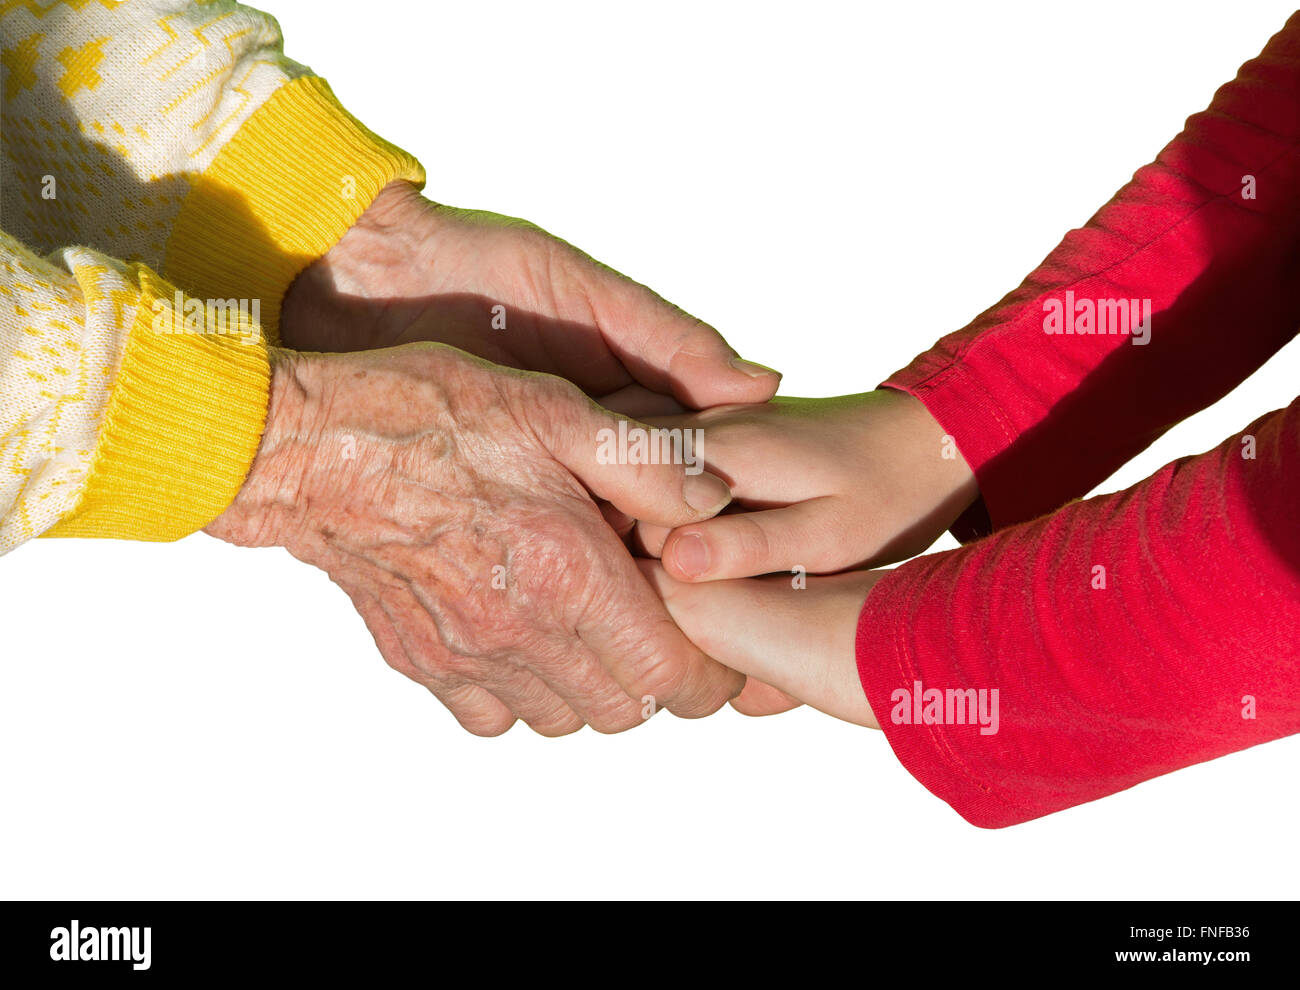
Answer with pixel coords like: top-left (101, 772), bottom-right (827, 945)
top-left (207, 343), bottom-right (745, 736)
top-left (281, 180), bottom-right (782, 416)
top-left (636, 391), bottom-right (979, 716)
top-left (211, 180), bottom-right (786, 735)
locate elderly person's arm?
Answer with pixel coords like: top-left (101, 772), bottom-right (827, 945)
top-left (0, 234), bottom-right (269, 554)
top-left (208, 342), bottom-right (743, 734)
top-left (2, 0), bottom-right (781, 405)
top-left (1, 0), bottom-right (423, 340)
top-left (0, 224), bottom-right (741, 733)
top-left (3, 0), bottom-right (761, 731)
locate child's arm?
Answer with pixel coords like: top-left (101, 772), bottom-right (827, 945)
top-left (650, 12), bottom-right (1300, 589)
top-left (650, 395), bottom-right (1300, 827)
top-left (886, 11), bottom-right (1300, 541)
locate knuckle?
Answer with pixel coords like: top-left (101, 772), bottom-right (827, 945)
top-left (667, 678), bottom-right (737, 718)
top-left (666, 660), bottom-right (743, 717)
top-left (511, 518), bottom-right (605, 606)
top-left (530, 371), bottom-right (587, 412)
top-left (630, 653), bottom-right (690, 709)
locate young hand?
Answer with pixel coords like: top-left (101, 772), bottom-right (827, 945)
top-left (638, 390), bottom-right (977, 581)
top-left (641, 562), bottom-right (885, 727)
top-left (636, 389), bottom-right (976, 716)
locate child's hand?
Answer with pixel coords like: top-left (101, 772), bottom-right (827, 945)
top-left (635, 389), bottom-right (975, 717)
top-left (640, 561), bottom-right (884, 727)
top-left (636, 390), bottom-right (976, 582)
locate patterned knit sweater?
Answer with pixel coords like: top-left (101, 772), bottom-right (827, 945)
top-left (0, 0), bottom-right (424, 553)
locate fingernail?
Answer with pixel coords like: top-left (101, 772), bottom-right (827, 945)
top-left (683, 471), bottom-right (731, 515)
top-left (673, 532), bottom-right (711, 578)
top-left (730, 356), bottom-right (781, 378)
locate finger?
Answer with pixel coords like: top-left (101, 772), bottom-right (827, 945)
top-left (522, 642), bottom-right (648, 735)
top-left (596, 499), bottom-right (636, 542)
top-left (662, 498), bottom-right (837, 581)
top-left (632, 520), bottom-right (671, 558)
top-left (354, 593), bottom-right (517, 736)
top-left (427, 682), bottom-right (520, 737)
top-left (376, 596), bottom-right (518, 736)
top-left (640, 562), bottom-right (877, 727)
top-left (581, 558), bottom-right (745, 718)
top-left (595, 383), bottom-right (688, 419)
top-left (584, 268), bottom-right (783, 409)
top-left (381, 593), bottom-right (583, 737)
top-left (531, 382), bottom-right (735, 528)
top-left (375, 578), bottom-right (607, 738)
top-left (731, 677), bottom-right (803, 717)
top-left (480, 663), bottom-right (587, 738)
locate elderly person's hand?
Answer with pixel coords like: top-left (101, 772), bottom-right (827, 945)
top-left (280, 181), bottom-right (781, 418)
top-left (206, 342), bottom-right (744, 735)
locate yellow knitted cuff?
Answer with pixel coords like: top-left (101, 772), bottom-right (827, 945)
top-left (44, 267), bottom-right (271, 542)
top-left (164, 75), bottom-right (427, 343)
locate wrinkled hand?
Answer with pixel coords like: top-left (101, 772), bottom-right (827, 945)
top-left (282, 181), bottom-right (781, 416)
top-left (207, 343), bottom-right (744, 735)
top-left (636, 390), bottom-right (978, 715)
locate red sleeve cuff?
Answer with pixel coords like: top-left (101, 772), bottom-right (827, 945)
top-left (855, 557), bottom-right (1039, 829)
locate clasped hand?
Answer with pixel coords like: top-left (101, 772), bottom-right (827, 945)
top-left (208, 181), bottom-right (977, 734)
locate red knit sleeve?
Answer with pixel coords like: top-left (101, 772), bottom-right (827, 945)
top-left (856, 399), bottom-right (1300, 827)
top-left (883, 12), bottom-right (1300, 540)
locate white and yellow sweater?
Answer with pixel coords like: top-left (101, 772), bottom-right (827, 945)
top-left (0, 0), bottom-right (424, 553)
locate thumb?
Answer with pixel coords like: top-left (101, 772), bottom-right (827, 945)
top-left (530, 378), bottom-right (733, 528)
top-left (585, 266), bottom-right (782, 408)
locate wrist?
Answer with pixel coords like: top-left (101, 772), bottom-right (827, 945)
top-left (280, 180), bottom-right (432, 351)
top-left (882, 387), bottom-right (979, 511)
top-left (205, 347), bottom-right (317, 548)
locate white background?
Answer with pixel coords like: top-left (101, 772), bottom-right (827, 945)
top-left (3, 0), bottom-right (1298, 899)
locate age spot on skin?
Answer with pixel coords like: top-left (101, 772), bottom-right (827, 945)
top-left (419, 430), bottom-right (453, 461)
